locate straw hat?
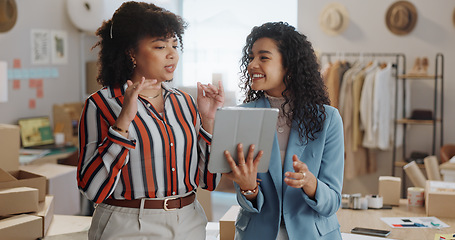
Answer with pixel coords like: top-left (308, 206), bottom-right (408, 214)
top-left (385, 1), bottom-right (417, 35)
top-left (319, 2), bottom-right (349, 36)
top-left (453, 8), bottom-right (455, 28)
top-left (0, 0), bottom-right (17, 33)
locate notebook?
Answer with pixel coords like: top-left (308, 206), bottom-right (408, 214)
top-left (17, 116), bottom-right (62, 149)
top-left (208, 107), bottom-right (279, 173)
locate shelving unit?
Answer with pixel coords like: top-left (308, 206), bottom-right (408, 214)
top-left (392, 53), bottom-right (444, 195)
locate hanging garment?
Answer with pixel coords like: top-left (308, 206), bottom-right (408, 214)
top-left (339, 62), bottom-right (372, 180)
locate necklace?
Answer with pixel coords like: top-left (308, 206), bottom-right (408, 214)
top-left (139, 92), bottom-right (161, 99)
top-left (264, 93), bottom-right (290, 134)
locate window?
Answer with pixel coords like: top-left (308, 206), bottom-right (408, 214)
top-left (179, 0), bottom-right (297, 104)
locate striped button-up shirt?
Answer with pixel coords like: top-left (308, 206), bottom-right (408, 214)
top-left (78, 83), bottom-right (220, 204)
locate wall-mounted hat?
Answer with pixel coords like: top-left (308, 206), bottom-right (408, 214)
top-left (385, 1), bottom-right (417, 36)
top-left (452, 8), bottom-right (455, 28)
top-left (0, 0), bottom-right (17, 33)
top-left (319, 2), bottom-right (349, 36)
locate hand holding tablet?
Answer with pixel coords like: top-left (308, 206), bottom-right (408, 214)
top-left (208, 107), bottom-right (279, 173)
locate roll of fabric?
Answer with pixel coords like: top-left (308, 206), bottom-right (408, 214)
top-left (66, 0), bottom-right (124, 33)
top-left (424, 155), bottom-right (442, 181)
top-left (403, 161), bottom-right (427, 188)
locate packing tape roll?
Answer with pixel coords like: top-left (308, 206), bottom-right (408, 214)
top-left (360, 197), bottom-right (368, 210)
top-left (366, 195), bottom-right (383, 209)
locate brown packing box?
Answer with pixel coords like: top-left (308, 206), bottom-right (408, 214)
top-left (33, 195), bottom-right (55, 237)
top-left (219, 205), bottom-right (240, 240)
top-left (86, 61), bottom-right (102, 95)
top-left (46, 214), bottom-right (92, 237)
top-left (0, 168), bottom-right (47, 202)
top-left (52, 102), bottom-right (83, 146)
top-left (439, 161), bottom-right (455, 182)
top-left (0, 214), bottom-right (42, 240)
top-left (0, 187), bottom-right (39, 216)
top-left (20, 163), bottom-right (80, 215)
top-left (197, 187), bottom-right (213, 221)
top-left (0, 124), bottom-right (20, 172)
top-left (425, 180), bottom-right (455, 218)
top-left (378, 176), bottom-right (401, 206)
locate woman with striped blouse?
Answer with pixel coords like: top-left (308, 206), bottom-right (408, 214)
top-left (77, 2), bottom-right (224, 239)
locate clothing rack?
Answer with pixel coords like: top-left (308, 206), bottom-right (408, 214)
top-left (319, 52), bottom-right (406, 70)
top-left (319, 52), bottom-right (406, 177)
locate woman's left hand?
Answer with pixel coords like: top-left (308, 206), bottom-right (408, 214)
top-left (197, 81), bottom-right (225, 134)
top-left (285, 155), bottom-right (317, 199)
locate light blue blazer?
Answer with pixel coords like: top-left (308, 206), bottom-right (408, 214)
top-left (234, 97), bottom-right (344, 240)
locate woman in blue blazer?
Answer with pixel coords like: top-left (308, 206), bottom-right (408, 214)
top-left (223, 22), bottom-right (344, 239)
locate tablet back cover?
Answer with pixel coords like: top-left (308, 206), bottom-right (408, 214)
top-left (208, 107), bottom-right (279, 173)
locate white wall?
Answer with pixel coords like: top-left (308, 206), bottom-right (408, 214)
top-left (0, 1), bottom-right (181, 125)
top-left (0, 0), bottom-right (82, 125)
top-left (298, 0), bottom-right (455, 194)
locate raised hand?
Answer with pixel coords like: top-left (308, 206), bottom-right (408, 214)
top-left (114, 77), bottom-right (159, 136)
top-left (284, 155), bottom-right (317, 199)
top-left (197, 81), bottom-right (225, 133)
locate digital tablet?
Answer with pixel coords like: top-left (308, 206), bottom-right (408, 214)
top-left (208, 107), bottom-right (279, 173)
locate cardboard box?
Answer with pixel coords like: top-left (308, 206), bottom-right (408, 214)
top-left (219, 205), bottom-right (240, 240)
top-left (198, 187), bottom-right (213, 221)
top-left (0, 124), bottom-right (20, 172)
top-left (0, 187), bottom-right (38, 216)
top-left (0, 168), bottom-right (46, 202)
top-left (33, 195), bottom-right (55, 236)
top-left (425, 180), bottom-right (455, 218)
top-left (440, 161), bottom-right (455, 182)
top-left (0, 214), bottom-right (42, 240)
top-left (378, 176), bottom-right (401, 206)
top-left (20, 163), bottom-right (80, 215)
top-left (52, 102), bottom-right (83, 146)
top-left (86, 61), bottom-right (102, 95)
top-left (46, 214), bottom-right (92, 237)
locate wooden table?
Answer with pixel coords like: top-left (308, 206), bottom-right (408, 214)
top-left (337, 199), bottom-right (455, 239)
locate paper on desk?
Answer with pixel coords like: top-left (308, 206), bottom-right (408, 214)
top-left (381, 217), bottom-right (449, 228)
top-left (342, 233), bottom-right (398, 240)
top-left (19, 148), bottom-right (50, 165)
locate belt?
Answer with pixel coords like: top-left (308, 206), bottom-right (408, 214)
top-left (103, 192), bottom-right (195, 211)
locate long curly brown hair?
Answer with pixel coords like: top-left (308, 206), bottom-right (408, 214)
top-left (239, 22), bottom-right (330, 142)
top-left (93, 1), bottom-right (186, 88)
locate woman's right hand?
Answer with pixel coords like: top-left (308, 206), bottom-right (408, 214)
top-left (114, 77), bottom-right (158, 135)
top-left (223, 144), bottom-right (263, 199)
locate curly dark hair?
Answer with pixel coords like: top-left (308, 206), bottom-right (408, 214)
top-left (239, 22), bottom-right (330, 142)
top-left (93, 1), bottom-right (187, 87)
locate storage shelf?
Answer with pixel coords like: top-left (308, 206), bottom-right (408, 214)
top-left (396, 118), bottom-right (441, 124)
top-left (398, 74), bottom-right (442, 79)
top-left (394, 160), bottom-right (425, 169)
top-left (392, 53), bottom-right (444, 199)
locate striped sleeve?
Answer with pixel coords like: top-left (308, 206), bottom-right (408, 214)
top-left (196, 116), bottom-right (221, 191)
top-left (77, 97), bottom-right (136, 203)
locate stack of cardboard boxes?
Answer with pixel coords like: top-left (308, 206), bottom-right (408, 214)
top-left (0, 124), bottom-right (55, 239)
